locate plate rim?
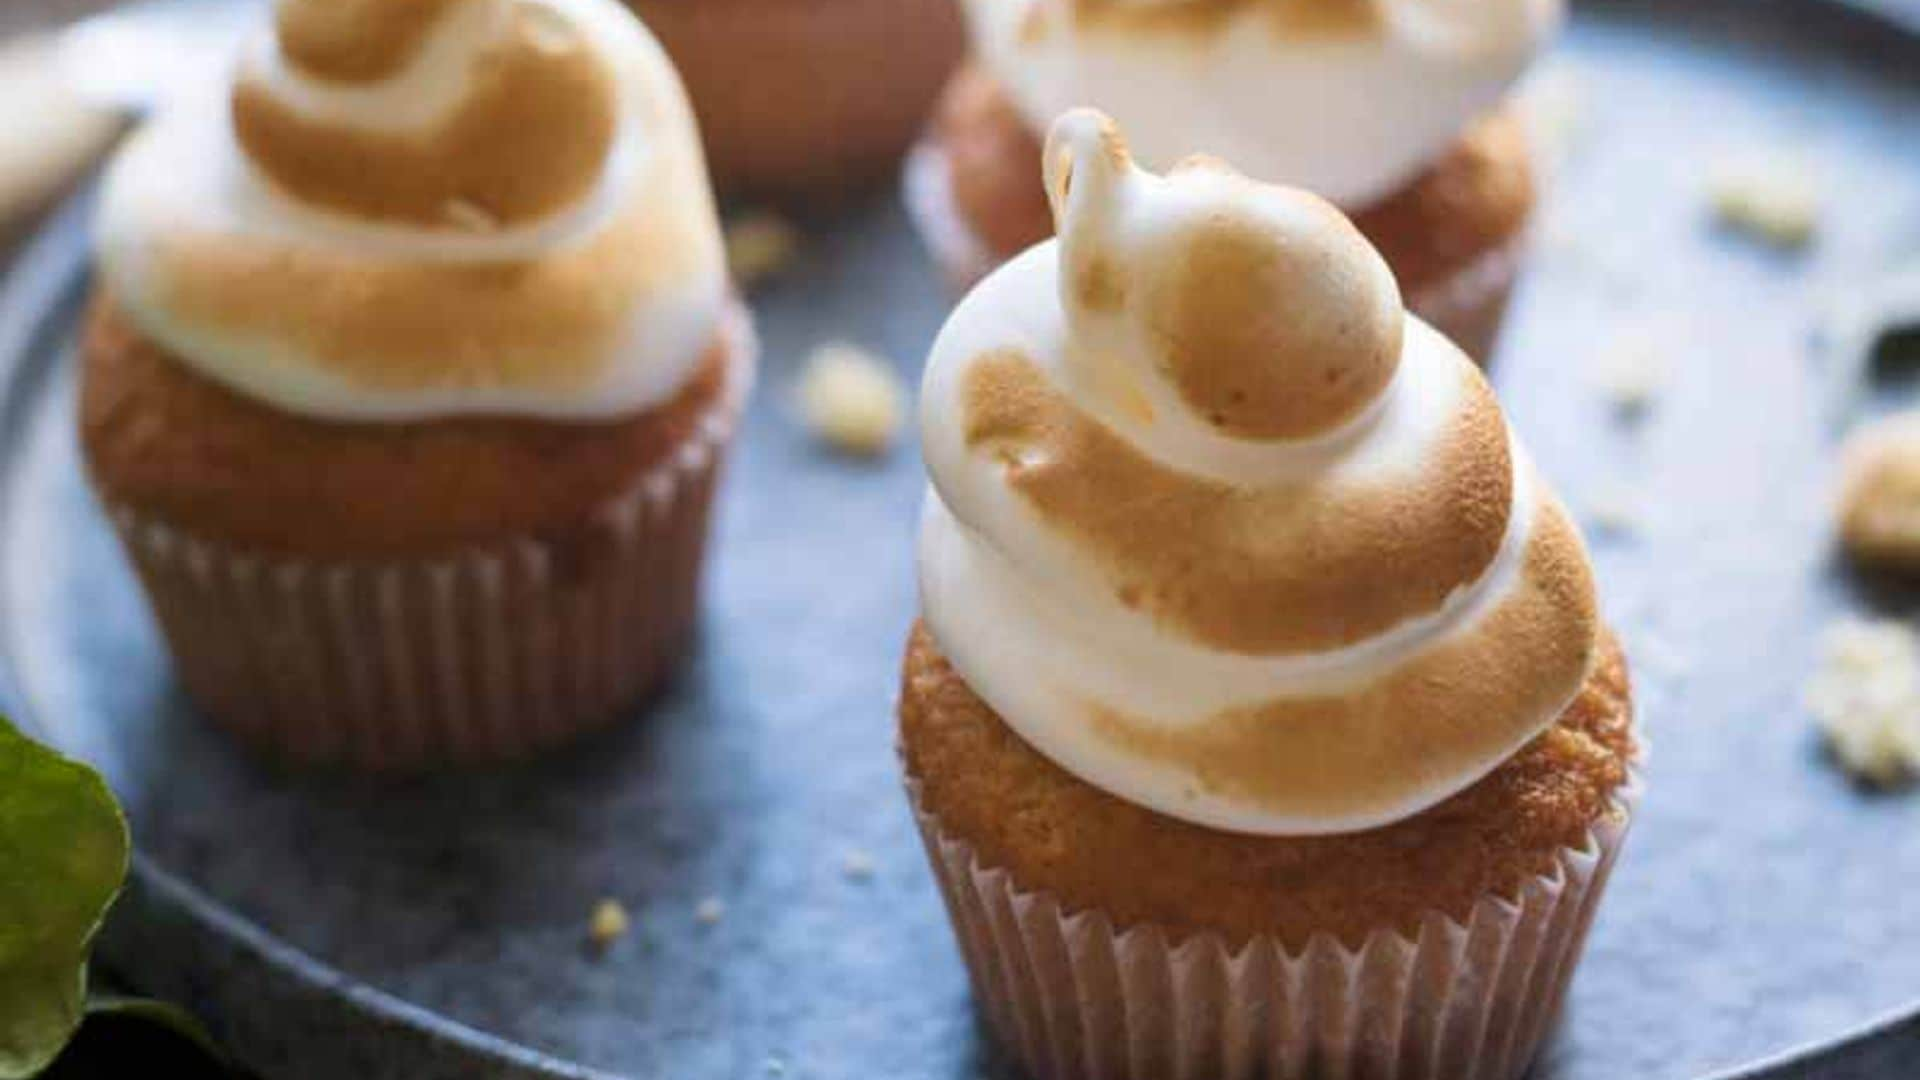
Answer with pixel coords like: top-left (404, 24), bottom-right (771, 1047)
top-left (0, 191), bottom-right (606, 1080)
top-left (0, 1), bottom-right (1917, 1077)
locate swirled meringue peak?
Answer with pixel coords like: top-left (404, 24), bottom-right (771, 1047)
top-left (963, 0), bottom-right (1563, 206)
top-left (918, 110), bottom-right (1599, 835)
top-left (95, 0), bottom-right (728, 422)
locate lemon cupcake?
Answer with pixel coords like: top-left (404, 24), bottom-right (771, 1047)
top-left (627, 0), bottom-right (965, 201)
top-left (906, 0), bottom-right (1557, 359)
top-left (80, 0), bottom-right (754, 768)
top-left (900, 111), bottom-right (1637, 1078)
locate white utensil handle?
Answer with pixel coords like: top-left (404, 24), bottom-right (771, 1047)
top-left (0, 34), bottom-right (123, 240)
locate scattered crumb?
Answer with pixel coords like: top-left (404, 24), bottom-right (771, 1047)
top-left (1707, 151), bottom-right (1820, 250)
top-left (1589, 324), bottom-right (1670, 415)
top-left (1806, 617), bottom-right (1920, 786)
top-left (1585, 483), bottom-right (1644, 538)
top-left (764, 1057), bottom-right (787, 1076)
top-left (587, 898), bottom-right (630, 949)
top-left (725, 212), bottom-right (800, 287)
top-left (841, 849), bottom-right (877, 882)
top-left (797, 343), bottom-right (907, 457)
top-left (1838, 412), bottom-right (1920, 571)
top-left (695, 896), bottom-right (726, 926)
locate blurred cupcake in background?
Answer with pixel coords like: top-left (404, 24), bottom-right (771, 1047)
top-left (628, 0), bottom-right (965, 202)
top-left (907, 0), bottom-right (1560, 360)
top-left (900, 110), bottom-right (1637, 1078)
top-left (80, 0), bottom-right (755, 768)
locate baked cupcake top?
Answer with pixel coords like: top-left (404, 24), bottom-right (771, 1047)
top-left (960, 0), bottom-right (1562, 206)
top-left (918, 110), bottom-right (1598, 836)
top-left (95, 0), bottom-right (726, 422)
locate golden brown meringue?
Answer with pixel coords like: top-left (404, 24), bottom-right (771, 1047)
top-left (970, 0), bottom-right (1564, 208)
top-left (275, 0), bottom-right (468, 83)
top-left (917, 109), bottom-right (1598, 833)
top-left (237, 0), bottom-right (619, 228)
top-left (95, 0), bottom-right (729, 422)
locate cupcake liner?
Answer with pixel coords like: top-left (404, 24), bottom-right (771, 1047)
top-left (631, 0), bottom-right (963, 199)
top-left (907, 764), bottom-right (1640, 1080)
top-left (104, 310), bottom-right (756, 770)
top-left (907, 136), bottom-right (1528, 364)
top-left (904, 139), bottom-right (999, 293)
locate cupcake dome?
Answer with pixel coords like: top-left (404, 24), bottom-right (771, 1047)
top-left (918, 109), bottom-right (1598, 835)
top-left (961, 0), bottom-right (1562, 207)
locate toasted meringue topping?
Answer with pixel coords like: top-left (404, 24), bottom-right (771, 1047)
top-left (970, 0), bottom-right (1563, 206)
top-left (276, 0), bottom-right (466, 83)
top-left (95, 0), bottom-right (728, 422)
top-left (917, 111), bottom-right (1598, 834)
top-left (237, 0), bottom-right (618, 227)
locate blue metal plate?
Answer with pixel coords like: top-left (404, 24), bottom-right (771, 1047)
top-left (3, 1), bottom-right (1919, 1076)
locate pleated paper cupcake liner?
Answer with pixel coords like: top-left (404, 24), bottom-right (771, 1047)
top-left (630, 0), bottom-right (963, 198)
top-left (103, 313), bottom-right (756, 770)
top-left (907, 765), bottom-right (1640, 1080)
top-left (906, 137), bottom-right (1527, 364)
top-left (903, 139), bottom-right (1000, 293)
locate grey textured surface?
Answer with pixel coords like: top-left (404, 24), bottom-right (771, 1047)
top-left (0, 0), bottom-right (123, 38)
top-left (2, 1), bottom-right (1920, 1078)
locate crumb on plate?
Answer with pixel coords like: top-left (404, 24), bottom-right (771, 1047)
top-left (1707, 152), bottom-right (1820, 250)
top-left (587, 898), bottom-right (630, 949)
top-left (841, 848), bottom-right (877, 882)
top-left (1585, 483), bottom-right (1644, 537)
top-left (1807, 617), bottom-right (1920, 786)
top-left (695, 896), bottom-right (726, 926)
top-left (1590, 324), bottom-right (1669, 415)
top-left (1838, 412), bottom-right (1920, 571)
top-left (798, 343), bottom-right (906, 457)
top-left (726, 212), bottom-right (800, 287)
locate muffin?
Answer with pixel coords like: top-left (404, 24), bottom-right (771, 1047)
top-left (900, 111), bottom-right (1637, 1078)
top-left (81, 0), bottom-right (755, 768)
top-left (905, 0), bottom-right (1558, 360)
top-left (627, 0), bottom-right (965, 201)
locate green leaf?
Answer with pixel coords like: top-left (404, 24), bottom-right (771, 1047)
top-left (0, 717), bottom-right (128, 1078)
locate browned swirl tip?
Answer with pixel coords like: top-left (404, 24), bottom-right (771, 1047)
top-left (236, 0), bottom-right (620, 229)
top-left (1135, 189), bottom-right (1404, 440)
top-left (1044, 107), bottom-right (1132, 231)
top-left (275, 0), bottom-right (470, 84)
top-left (1042, 108), bottom-right (1406, 442)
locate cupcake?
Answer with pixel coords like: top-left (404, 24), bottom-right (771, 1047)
top-left (900, 111), bottom-right (1637, 1078)
top-left (626, 0), bottom-right (965, 201)
top-left (80, 0), bottom-right (755, 768)
top-left (906, 0), bottom-right (1557, 360)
